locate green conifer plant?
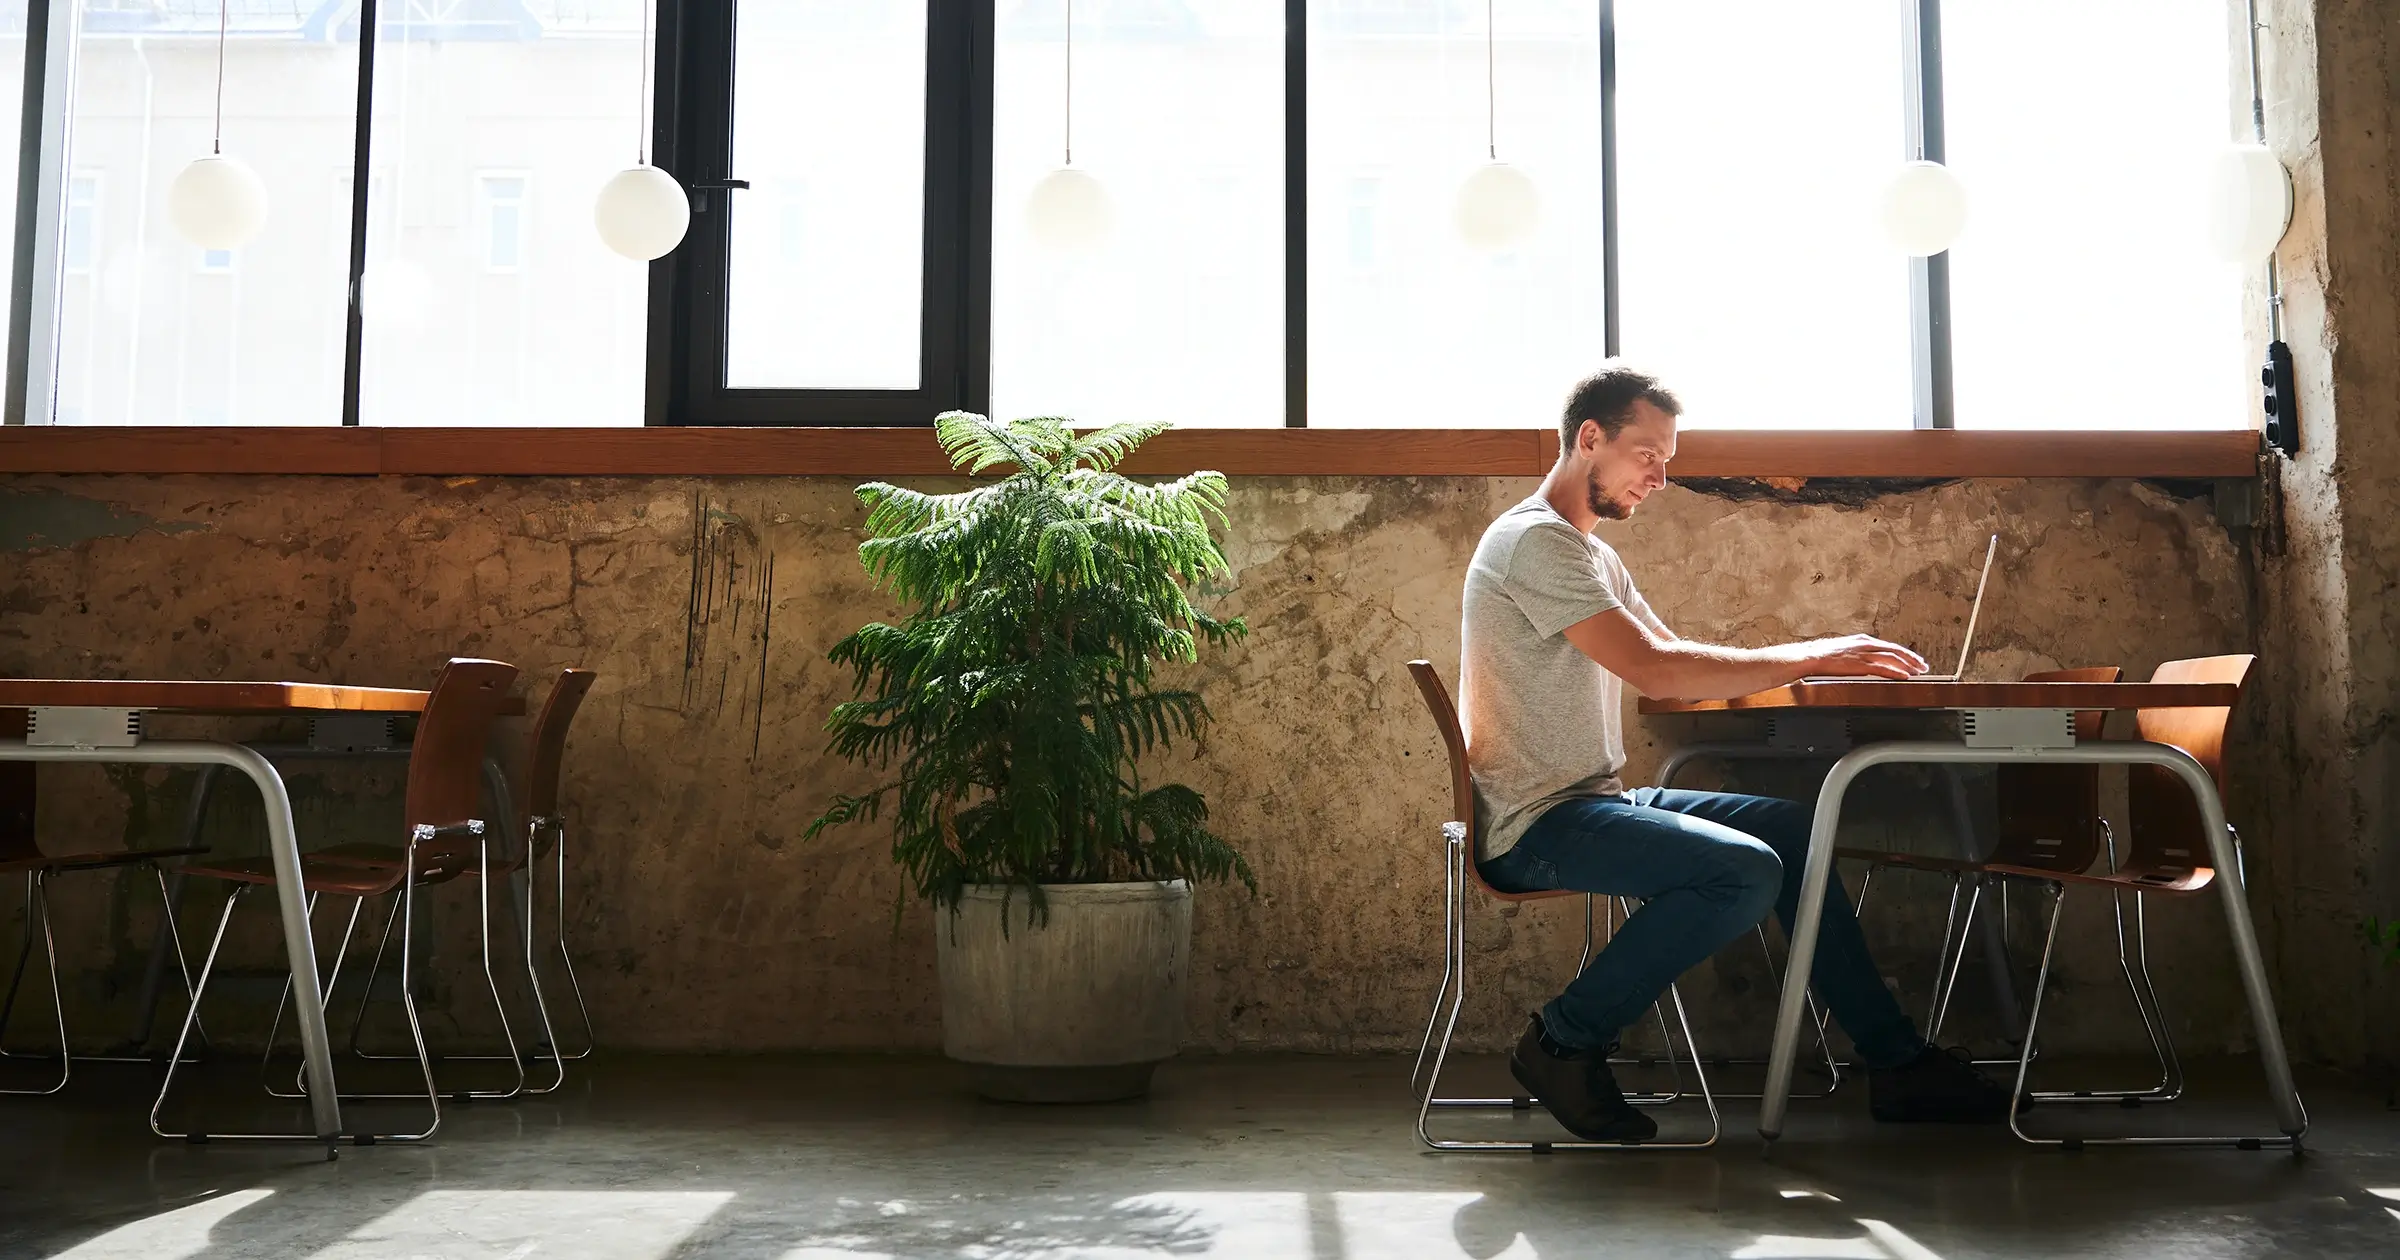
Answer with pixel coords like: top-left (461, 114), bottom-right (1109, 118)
top-left (806, 411), bottom-right (1254, 918)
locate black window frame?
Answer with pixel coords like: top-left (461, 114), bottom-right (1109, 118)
top-left (655, 0), bottom-right (992, 427)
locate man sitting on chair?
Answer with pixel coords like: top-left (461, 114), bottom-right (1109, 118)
top-left (1460, 363), bottom-right (2012, 1141)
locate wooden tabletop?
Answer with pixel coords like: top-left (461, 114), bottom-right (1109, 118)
top-left (1638, 680), bottom-right (2244, 714)
top-left (0, 679), bottom-right (527, 716)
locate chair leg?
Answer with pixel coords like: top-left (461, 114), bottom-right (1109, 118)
top-left (1930, 878), bottom-right (1984, 1043)
top-left (433, 846), bottom-right (530, 1101)
top-left (2007, 882), bottom-right (2291, 1150)
top-left (264, 893), bottom-right (366, 1099)
top-left (1409, 828), bottom-right (1463, 1096)
top-left (346, 893), bottom-right (406, 1059)
top-left (1416, 833), bottom-right (1719, 1151)
top-left (514, 860), bottom-right (567, 1094)
top-left (0, 871), bottom-right (68, 1095)
top-left (544, 823), bottom-right (597, 1061)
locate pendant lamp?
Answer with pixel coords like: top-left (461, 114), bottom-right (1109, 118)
top-left (1027, 0), bottom-right (1113, 251)
top-left (594, 0), bottom-right (690, 261)
top-left (1455, 0), bottom-right (1540, 250)
top-left (167, 0), bottom-right (267, 251)
top-left (2205, 142), bottom-right (2291, 262)
top-left (1880, 159), bottom-right (1969, 257)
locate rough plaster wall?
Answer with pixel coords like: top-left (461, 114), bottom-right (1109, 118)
top-left (2249, 0), bottom-right (2400, 1069)
top-left (0, 473), bottom-right (2250, 1059)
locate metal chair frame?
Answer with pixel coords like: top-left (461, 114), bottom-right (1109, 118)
top-left (0, 862), bottom-right (206, 1093)
top-left (153, 821), bottom-right (481, 1145)
top-left (1414, 822), bottom-right (1721, 1151)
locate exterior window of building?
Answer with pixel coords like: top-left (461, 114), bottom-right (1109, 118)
top-left (63, 175), bottom-right (98, 275)
top-left (197, 249), bottom-right (235, 274)
top-left (480, 176), bottom-right (530, 274)
top-left (989, 0), bottom-right (1284, 427)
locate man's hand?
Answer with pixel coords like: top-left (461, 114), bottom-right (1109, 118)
top-left (1795, 634), bottom-right (1928, 680)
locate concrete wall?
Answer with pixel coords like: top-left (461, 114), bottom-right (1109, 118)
top-left (0, 472), bottom-right (2258, 1059)
top-left (2246, 0), bottom-right (2400, 1071)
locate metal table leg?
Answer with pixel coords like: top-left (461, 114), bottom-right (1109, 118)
top-left (1759, 740), bottom-right (2303, 1144)
top-left (0, 741), bottom-right (341, 1140)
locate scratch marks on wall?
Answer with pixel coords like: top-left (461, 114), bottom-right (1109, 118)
top-left (681, 493), bottom-right (779, 762)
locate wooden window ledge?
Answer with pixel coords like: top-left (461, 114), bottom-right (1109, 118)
top-left (0, 426), bottom-right (2259, 479)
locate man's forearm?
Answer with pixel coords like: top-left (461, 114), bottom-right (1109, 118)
top-left (1634, 639), bottom-right (1813, 701)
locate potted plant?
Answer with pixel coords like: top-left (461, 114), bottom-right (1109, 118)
top-left (807, 411), bottom-right (1253, 1102)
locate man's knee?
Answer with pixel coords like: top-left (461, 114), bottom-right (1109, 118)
top-left (1718, 839), bottom-right (1785, 923)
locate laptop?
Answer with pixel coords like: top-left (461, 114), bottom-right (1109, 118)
top-left (1802, 533), bottom-right (1997, 684)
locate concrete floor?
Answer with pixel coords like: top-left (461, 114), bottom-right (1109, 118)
top-left (3, 1054), bottom-right (2398, 1259)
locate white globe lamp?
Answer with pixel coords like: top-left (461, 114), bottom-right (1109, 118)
top-left (1026, 167), bottom-right (1114, 251)
top-left (166, 154), bottom-right (267, 251)
top-left (1881, 159), bottom-right (1969, 257)
top-left (2205, 142), bottom-right (2292, 262)
top-left (1455, 161), bottom-right (1541, 250)
top-left (593, 165), bottom-right (691, 262)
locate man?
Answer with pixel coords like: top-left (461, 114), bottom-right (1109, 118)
top-left (1459, 364), bottom-right (2012, 1141)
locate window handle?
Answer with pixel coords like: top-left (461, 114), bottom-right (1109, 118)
top-left (685, 178), bottom-right (750, 212)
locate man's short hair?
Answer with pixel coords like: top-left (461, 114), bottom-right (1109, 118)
top-left (1560, 364), bottom-right (1682, 449)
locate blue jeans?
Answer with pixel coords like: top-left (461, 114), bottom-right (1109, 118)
top-left (1478, 787), bottom-right (1925, 1071)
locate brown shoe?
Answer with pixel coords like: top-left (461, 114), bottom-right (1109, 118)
top-left (1507, 1015), bottom-right (1658, 1142)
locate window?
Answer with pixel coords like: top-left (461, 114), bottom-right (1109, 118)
top-left (1614, 0), bottom-right (1912, 429)
top-left (480, 176), bottom-right (530, 274)
top-left (0, 1), bottom-right (2261, 432)
top-left (723, 2), bottom-right (929, 391)
top-left (355, 8), bottom-right (649, 428)
top-left (1308, 2), bottom-right (1604, 429)
top-left (1941, 0), bottom-right (2246, 429)
top-left (64, 176), bottom-right (98, 275)
top-left (49, 4), bottom-right (358, 427)
top-left (988, 1), bottom-right (1285, 428)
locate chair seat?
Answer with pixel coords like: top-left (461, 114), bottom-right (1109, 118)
top-left (0, 845), bottom-right (211, 876)
top-left (1834, 846), bottom-right (1986, 875)
top-left (178, 855), bottom-right (405, 897)
top-left (311, 841), bottom-right (512, 877)
top-left (1982, 860), bottom-right (2214, 894)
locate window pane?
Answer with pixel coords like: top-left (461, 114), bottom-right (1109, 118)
top-left (53, 7), bottom-right (356, 426)
top-left (359, 5), bottom-right (650, 427)
top-left (724, 0), bottom-right (928, 390)
top-left (993, 1), bottom-right (1283, 427)
top-left (1944, 1), bottom-right (2245, 428)
top-left (0, 13), bottom-right (20, 369)
top-left (1614, 0), bottom-right (1912, 429)
top-left (1309, 2), bottom-right (1602, 428)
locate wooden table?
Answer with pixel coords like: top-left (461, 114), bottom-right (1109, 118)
top-left (1639, 680), bottom-right (2304, 1148)
top-left (0, 679), bottom-right (479, 1144)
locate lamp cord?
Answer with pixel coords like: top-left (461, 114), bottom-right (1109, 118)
top-left (2245, 0), bottom-right (2282, 341)
top-left (1485, 0), bottom-right (1496, 160)
top-left (638, 0), bottom-right (652, 164)
top-left (211, 0), bottom-right (227, 155)
top-left (1064, 0), bottom-right (1074, 166)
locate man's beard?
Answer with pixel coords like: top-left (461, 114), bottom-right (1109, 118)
top-left (1587, 470), bottom-right (1631, 521)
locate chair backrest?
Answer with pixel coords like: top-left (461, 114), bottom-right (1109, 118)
top-left (2124, 654), bottom-right (2253, 890)
top-left (523, 668), bottom-right (597, 821)
top-left (1406, 660), bottom-right (1573, 904)
top-left (404, 659), bottom-right (519, 869)
top-left (1989, 666), bottom-right (2121, 872)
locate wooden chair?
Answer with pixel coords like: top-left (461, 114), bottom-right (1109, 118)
top-left (312, 668), bottom-right (598, 1095)
top-left (1985, 655), bottom-right (2270, 1147)
top-left (151, 658), bottom-right (518, 1144)
top-left (1405, 661), bottom-right (1719, 1150)
top-left (0, 708), bottom-right (209, 1094)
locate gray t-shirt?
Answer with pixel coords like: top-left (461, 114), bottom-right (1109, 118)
top-left (1459, 496), bottom-right (1668, 861)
